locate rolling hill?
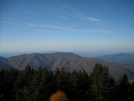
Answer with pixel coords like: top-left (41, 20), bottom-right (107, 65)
top-left (96, 53), bottom-right (134, 64)
top-left (0, 52), bottom-right (134, 79)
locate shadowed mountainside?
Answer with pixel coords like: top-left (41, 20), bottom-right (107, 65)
top-left (0, 52), bottom-right (134, 79)
top-left (0, 56), bottom-right (9, 66)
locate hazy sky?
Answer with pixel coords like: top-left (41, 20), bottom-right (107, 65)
top-left (0, 0), bottom-right (134, 53)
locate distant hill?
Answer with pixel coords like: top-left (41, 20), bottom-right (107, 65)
top-left (0, 56), bottom-right (9, 66)
top-left (0, 52), bottom-right (134, 79)
top-left (96, 53), bottom-right (134, 64)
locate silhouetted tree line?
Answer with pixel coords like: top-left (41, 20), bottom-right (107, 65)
top-left (0, 64), bottom-right (134, 101)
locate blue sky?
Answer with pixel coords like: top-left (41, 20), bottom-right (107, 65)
top-left (0, 0), bottom-right (134, 54)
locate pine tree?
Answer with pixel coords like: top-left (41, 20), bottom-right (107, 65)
top-left (115, 74), bottom-right (131, 100)
top-left (55, 67), bottom-right (69, 92)
top-left (90, 64), bottom-right (114, 101)
top-left (0, 69), bottom-right (19, 101)
top-left (37, 67), bottom-right (55, 101)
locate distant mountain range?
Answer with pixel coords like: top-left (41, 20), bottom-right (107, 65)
top-left (0, 52), bottom-right (134, 79)
top-left (96, 53), bottom-right (134, 64)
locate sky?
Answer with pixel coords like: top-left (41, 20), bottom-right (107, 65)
top-left (0, 0), bottom-right (134, 55)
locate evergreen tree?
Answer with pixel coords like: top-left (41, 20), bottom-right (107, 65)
top-left (90, 64), bottom-right (115, 101)
top-left (37, 67), bottom-right (55, 101)
top-left (0, 69), bottom-right (19, 101)
top-left (14, 65), bottom-right (34, 100)
top-left (55, 67), bottom-right (69, 93)
top-left (1, 64), bottom-right (134, 101)
top-left (115, 74), bottom-right (131, 100)
top-left (129, 82), bottom-right (134, 100)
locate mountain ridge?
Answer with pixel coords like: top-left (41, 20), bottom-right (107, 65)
top-left (96, 53), bottom-right (134, 64)
top-left (0, 52), bottom-right (134, 79)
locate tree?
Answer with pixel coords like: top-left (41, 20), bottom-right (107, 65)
top-left (0, 69), bottom-right (19, 101)
top-left (90, 64), bottom-right (115, 101)
top-left (55, 67), bottom-right (69, 93)
top-left (1, 64), bottom-right (134, 101)
top-left (37, 67), bottom-right (55, 101)
top-left (49, 91), bottom-right (69, 101)
top-left (115, 73), bottom-right (131, 100)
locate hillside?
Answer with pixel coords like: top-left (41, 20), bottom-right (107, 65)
top-left (96, 53), bottom-right (134, 64)
top-left (0, 52), bottom-right (134, 79)
top-left (0, 56), bottom-right (9, 66)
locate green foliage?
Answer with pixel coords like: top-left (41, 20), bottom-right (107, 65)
top-left (0, 64), bottom-right (134, 101)
top-left (114, 73), bottom-right (132, 101)
top-left (90, 64), bottom-right (115, 101)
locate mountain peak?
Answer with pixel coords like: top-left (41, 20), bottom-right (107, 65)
top-left (30, 53), bottom-right (40, 56)
top-left (45, 52), bottom-right (82, 59)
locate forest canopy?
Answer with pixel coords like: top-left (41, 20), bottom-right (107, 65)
top-left (0, 64), bottom-right (134, 101)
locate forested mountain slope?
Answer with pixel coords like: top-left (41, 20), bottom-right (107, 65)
top-left (0, 52), bottom-right (134, 79)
